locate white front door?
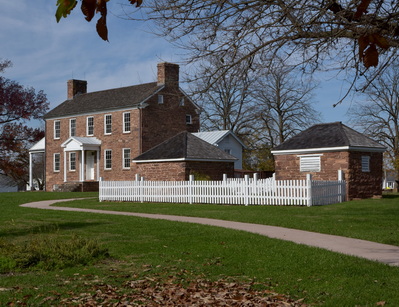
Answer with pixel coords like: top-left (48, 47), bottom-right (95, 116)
top-left (86, 151), bottom-right (95, 180)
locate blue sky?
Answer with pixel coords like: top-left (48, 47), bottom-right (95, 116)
top-left (0, 1), bottom-right (354, 127)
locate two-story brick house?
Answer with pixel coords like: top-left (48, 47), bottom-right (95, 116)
top-left (43, 63), bottom-right (201, 191)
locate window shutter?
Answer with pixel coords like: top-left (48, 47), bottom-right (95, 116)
top-left (300, 155), bottom-right (321, 172)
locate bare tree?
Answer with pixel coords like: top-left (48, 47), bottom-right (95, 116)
top-left (191, 56), bottom-right (257, 137)
top-left (252, 59), bottom-right (321, 149)
top-left (350, 64), bottom-right (399, 179)
top-left (133, 0), bottom-right (399, 93)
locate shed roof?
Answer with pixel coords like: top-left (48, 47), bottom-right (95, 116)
top-left (44, 82), bottom-right (162, 119)
top-left (272, 122), bottom-right (386, 154)
top-left (133, 132), bottom-right (237, 162)
top-left (192, 130), bottom-right (247, 148)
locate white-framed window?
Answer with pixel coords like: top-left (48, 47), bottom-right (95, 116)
top-left (54, 120), bottom-right (61, 139)
top-left (299, 155), bottom-right (321, 172)
top-left (123, 148), bottom-right (131, 169)
top-left (104, 149), bottom-right (112, 170)
top-left (54, 153), bottom-right (61, 172)
top-left (158, 95), bottom-right (164, 104)
top-left (87, 116), bottom-right (94, 136)
top-left (186, 114), bottom-right (192, 124)
top-left (361, 156), bottom-right (370, 172)
top-left (69, 152), bottom-right (76, 171)
top-left (123, 112), bottom-right (131, 133)
top-left (70, 118), bottom-right (76, 137)
top-left (104, 114), bottom-right (112, 135)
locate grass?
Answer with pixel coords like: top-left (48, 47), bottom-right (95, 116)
top-left (0, 191), bottom-right (398, 306)
top-left (57, 193), bottom-right (399, 246)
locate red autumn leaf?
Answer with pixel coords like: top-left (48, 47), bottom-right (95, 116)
top-left (369, 33), bottom-right (390, 50)
top-left (81, 0), bottom-right (96, 21)
top-left (364, 44), bottom-right (379, 68)
top-left (354, 0), bottom-right (372, 20)
top-left (129, 0), bottom-right (143, 7)
top-left (358, 35), bottom-right (369, 60)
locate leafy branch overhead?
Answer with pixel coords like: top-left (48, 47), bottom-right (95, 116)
top-left (55, 0), bottom-right (142, 41)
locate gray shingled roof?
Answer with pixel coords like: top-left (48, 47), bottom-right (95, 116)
top-left (44, 82), bottom-right (162, 119)
top-left (133, 132), bottom-right (237, 162)
top-left (272, 122), bottom-right (386, 152)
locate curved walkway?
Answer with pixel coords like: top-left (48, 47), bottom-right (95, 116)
top-left (21, 199), bottom-right (399, 267)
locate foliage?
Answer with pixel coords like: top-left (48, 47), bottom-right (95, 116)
top-left (0, 234), bottom-right (109, 273)
top-left (0, 60), bottom-right (49, 187)
top-left (55, 0), bottom-right (143, 41)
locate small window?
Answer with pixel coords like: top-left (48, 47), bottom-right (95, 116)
top-left (224, 148), bottom-right (232, 155)
top-left (123, 148), bottom-right (131, 169)
top-left (299, 155), bottom-right (321, 172)
top-left (54, 120), bottom-right (60, 139)
top-left (123, 112), bottom-right (131, 133)
top-left (54, 153), bottom-right (61, 172)
top-left (104, 114), bottom-right (112, 134)
top-left (186, 114), bottom-right (192, 124)
top-left (69, 152), bottom-right (76, 171)
top-left (179, 97), bottom-right (185, 106)
top-left (70, 118), bottom-right (76, 137)
top-left (87, 116), bottom-right (94, 136)
top-left (104, 149), bottom-right (112, 170)
top-left (158, 95), bottom-right (164, 104)
top-left (361, 156), bottom-right (370, 172)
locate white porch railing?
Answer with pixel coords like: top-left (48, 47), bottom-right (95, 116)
top-left (99, 173), bottom-right (346, 206)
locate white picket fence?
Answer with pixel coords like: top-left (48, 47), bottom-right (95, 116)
top-left (99, 174), bottom-right (346, 206)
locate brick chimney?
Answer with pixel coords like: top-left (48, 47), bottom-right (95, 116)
top-left (157, 62), bottom-right (179, 87)
top-left (67, 79), bottom-right (87, 99)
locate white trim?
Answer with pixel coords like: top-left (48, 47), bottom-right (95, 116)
top-left (53, 153), bottom-right (61, 172)
top-left (186, 114), bottom-right (192, 124)
top-left (54, 120), bottom-right (60, 139)
top-left (133, 158), bottom-right (237, 163)
top-left (123, 112), bottom-right (131, 133)
top-left (86, 116), bottom-right (94, 136)
top-left (69, 152), bottom-right (77, 171)
top-left (104, 149), bottom-right (112, 170)
top-left (104, 114), bottom-right (112, 135)
top-left (122, 148), bottom-right (131, 169)
top-left (69, 118), bottom-right (76, 137)
top-left (272, 146), bottom-right (386, 155)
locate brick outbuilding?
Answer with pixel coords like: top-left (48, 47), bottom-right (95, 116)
top-left (133, 131), bottom-right (236, 181)
top-left (271, 122), bottom-right (386, 200)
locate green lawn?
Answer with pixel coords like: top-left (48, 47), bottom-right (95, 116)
top-left (1, 192), bottom-right (399, 306)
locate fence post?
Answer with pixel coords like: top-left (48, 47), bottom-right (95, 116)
top-left (223, 174), bottom-right (228, 181)
top-left (140, 176), bottom-right (144, 203)
top-left (306, 174), bottom-right (312, 207)
top-left (254, 173), bottom-right (258, 181)
top-left (338, 169), bottom-right (344, 203)
top-left (244, 175), bottom-right (249, 206)
top-left (99, 177), bottom-right (103, 202)
top-left (135, 174), bottom-right (140, 181)
top-left (189, 174), bottom-right (194, 204)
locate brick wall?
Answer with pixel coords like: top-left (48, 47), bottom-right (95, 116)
top-left (135, 161), bottom-right (234, 181)
top-left (141, 90), bottom-right (200, 152)
top-left (45, 109), bottom-right (142, 190)
top-left (274, 150), bottom-right (383, 200)
top-left (347, 151), bottom-right (383, 199)
top-left (45, 92), bottom-right (200, 191)
top-left (274, 151), bottom-right (349, 181)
